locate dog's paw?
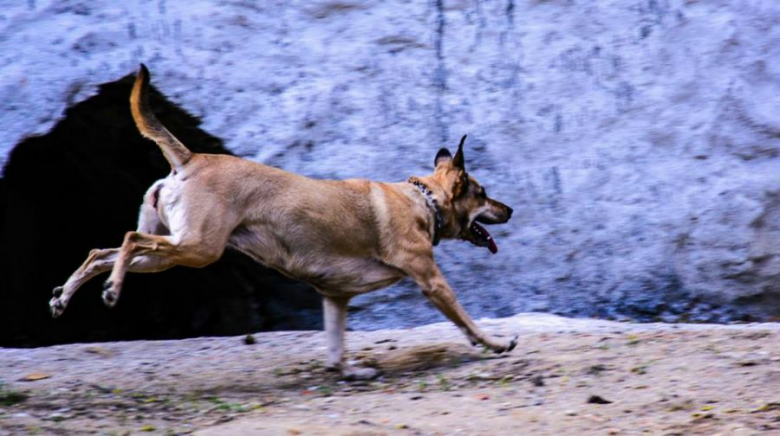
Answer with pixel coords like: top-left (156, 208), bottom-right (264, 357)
top-left (50, 296), bottom-right (66, 318)
top-left (491, 335), bottom-right (519, 355)
top-left (102, 280), bottom-right (118, 308)
top-left (341, 365), bottom-right (381, 381)
top-left (52, 286), bottom-right (63, 298)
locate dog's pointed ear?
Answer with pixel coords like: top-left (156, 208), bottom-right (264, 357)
top-left (452, 135), bottom-right (467, 171)
top-left (434, 148), bottom-right (452, 167)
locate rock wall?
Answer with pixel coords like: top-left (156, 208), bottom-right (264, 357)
top-left (1, 0), bottom-right (778, 330)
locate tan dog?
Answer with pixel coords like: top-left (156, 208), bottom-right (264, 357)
top-left (50, 64), bottom-right (516, 379)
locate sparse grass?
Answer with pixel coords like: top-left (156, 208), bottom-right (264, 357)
top-left (0, 381), bottom-right (28, 406)
top-left (437, 374), bottom-right (452, 391)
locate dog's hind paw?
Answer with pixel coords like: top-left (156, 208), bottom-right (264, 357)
top-left (102, 280), bottom-right (119, 308)
top-left (341, 365), bottom-right (381, 381)
top-left (50, 296), bottom-right (65, 318)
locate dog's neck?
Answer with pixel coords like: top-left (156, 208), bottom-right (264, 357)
top-left (408, 177), bottom-right (443, 246)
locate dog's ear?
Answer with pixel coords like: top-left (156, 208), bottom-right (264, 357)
top-left (452, 135), bottom-right (467, 171)
top-left (452, 170), bottom-right (469, 198)
top-left (435, 148), bottom-right (452, 166)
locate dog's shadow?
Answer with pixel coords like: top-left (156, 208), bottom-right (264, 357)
top-left (196, 343), bottom-right (501, 399)
top-left (365, 342), bottom-right (488, 377)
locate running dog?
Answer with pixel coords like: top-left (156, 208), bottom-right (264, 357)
top-left (50, 64), bottom-right (516, 379)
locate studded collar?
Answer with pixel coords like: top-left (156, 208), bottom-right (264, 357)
top-left (408, 178), bottom-right (443, 246)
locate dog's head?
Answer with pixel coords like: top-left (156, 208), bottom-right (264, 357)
top-left (430, 135), bottom-right (513, 254)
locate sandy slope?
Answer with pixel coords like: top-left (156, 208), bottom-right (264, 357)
top-left (1, 314), bottom-right (778, 435)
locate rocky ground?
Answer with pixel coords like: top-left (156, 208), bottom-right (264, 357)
top-left (1, 314), bottom-right (779, 436)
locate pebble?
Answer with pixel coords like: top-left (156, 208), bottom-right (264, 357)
top-left (472, 372), bottom-right (495, 380)
top-left (48, 412), bottom-right (69, 421)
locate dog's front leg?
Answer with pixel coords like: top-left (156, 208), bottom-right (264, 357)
top-left (322, 295), bottom-right (379, 380)
top-left (408, 263), bottom-right (517, 354)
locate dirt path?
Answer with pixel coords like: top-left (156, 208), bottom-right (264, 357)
top-left (1, 314), bottom-right (778, 435)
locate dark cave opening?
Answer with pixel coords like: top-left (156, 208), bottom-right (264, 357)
top-left (0, 74), bottom-right (322, 347)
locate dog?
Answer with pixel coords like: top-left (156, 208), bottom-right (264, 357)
top-left (50, 64), bottom-right (516, 379)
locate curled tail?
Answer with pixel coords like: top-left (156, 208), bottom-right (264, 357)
top-left (130, 64), bottom-right (192, 171)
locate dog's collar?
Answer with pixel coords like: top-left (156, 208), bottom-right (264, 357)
top-left (408, 178), bottom-right (442, 246)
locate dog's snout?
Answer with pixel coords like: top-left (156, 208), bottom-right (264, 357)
top-left (506, 206), bottom-right (513, 219)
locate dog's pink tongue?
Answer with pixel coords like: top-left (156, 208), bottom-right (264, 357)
top-left (473, 222), bottom-right (498, 254)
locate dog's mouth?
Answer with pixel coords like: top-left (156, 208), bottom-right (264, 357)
top-left (468, 219), bottom-right (498, 254)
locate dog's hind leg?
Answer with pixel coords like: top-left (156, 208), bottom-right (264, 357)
top-left (50, 191), bottom-right (174, 317)
top-left (102, 228), bottom-right (227, 308)
top-left (322, 295), bottom-right (380, 380)
top-left (49, 248), bottom-right (175, 317)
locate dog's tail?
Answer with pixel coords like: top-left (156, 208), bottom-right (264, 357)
top-left (130, 64), bottom-right (193, 171)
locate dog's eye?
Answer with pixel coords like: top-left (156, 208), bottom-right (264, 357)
top-left (478, 187), bottom-right (487, 198)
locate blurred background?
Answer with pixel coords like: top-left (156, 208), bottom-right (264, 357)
top-left (1, 0), bottom-right (778, 347)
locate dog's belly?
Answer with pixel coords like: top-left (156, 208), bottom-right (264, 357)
top-left (301, 260), bottom-right (406, 296)
top-left (227, 227), bottom-right (405, 295)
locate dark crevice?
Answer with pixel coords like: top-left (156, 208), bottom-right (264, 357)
top-left (0, 73), bottom-right (322, 347)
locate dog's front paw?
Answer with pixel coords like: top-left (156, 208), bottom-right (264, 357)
top-left (50, 295), bottom-right (66, 318)
top-left (102, 280), bottom-right (119, 308)
top-left (491, 335), bottom-right (518, 355)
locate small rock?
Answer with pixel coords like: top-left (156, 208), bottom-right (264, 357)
top-left (473, 372), bottom-right (496, 381)
top-left (84, 346), bottom-right (113, 357)
top-left (20, 373), bottom-right (50, 382)
top-left (243, 334), bottom-right (256, 345)
top-left (587, 395), bottom-right (613, 404)
top-left (586, 364), bottom-right (608, 375)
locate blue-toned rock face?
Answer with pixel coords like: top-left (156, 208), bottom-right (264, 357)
top-left (1, 1), bottom-right (778, 340)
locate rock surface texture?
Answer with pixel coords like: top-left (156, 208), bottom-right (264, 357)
top-left (1, 0), bottom-right (778, 331)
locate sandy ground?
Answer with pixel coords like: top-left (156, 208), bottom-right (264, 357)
top-left (1, 314), bottom-right (779, 436)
